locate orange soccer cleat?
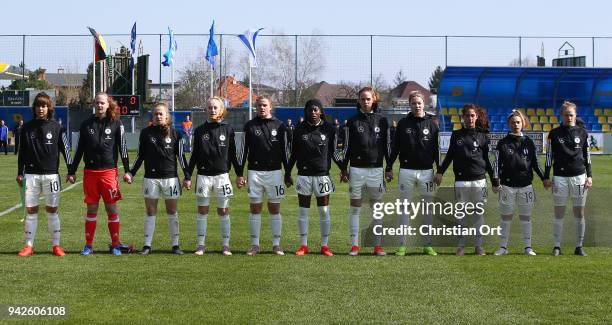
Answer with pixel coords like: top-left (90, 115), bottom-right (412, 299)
top-left (18, 245), bottom-right (34, 257)
top-left (52, 245), bottom-right (66, 257)
top-left (295, 245), bottom-right (310, 256)
top-left (320, 246), bottom-right (334, 257)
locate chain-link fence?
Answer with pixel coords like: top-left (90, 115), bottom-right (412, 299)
top-left (3, 34), bottom-right (612, 108)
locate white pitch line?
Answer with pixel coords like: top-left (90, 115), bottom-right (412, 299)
top-left (0, 181), bottom-right (82, 217)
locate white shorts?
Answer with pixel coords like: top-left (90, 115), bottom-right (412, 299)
top-left (349, 167), bottom-right (386, 199)
top-left (398, 168), bottom-right (436, 200)
top-left (24, 174), bottom-right (61, 208)
top-left (196, 174), bottom-right (233, 208)
top-left (454, 179), bottom-right (488, 203)
top-left (247, 170), bottom-right (284, 203)
top-left (143, 177), bottom-right (181, 200)
top-left (553, 174), bottom-right (588, 207)
top-left (296, 175), bottom-right (335, 197)
top-left (499, 185), bottom-right (535, 216)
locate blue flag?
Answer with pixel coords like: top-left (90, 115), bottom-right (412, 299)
top-left (238, 28), bottom-right (263, 68)
top-left (206, 21), bottom-right (219, 69)
top-left (130, 22), bottom-right (136, 70)
top-left (162, 27), bottom-right (177, 67)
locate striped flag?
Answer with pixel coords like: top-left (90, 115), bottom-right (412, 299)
top-left (87, 26), bottom-right (108, 61)
top-left (162, 27), bottom-right (177, 67)
top-left (238, 28), bottom-right (263, 68)
top-left (130, 22), bottom-right (137, 70)
top-left (206, 21), bottom-right (218, 69)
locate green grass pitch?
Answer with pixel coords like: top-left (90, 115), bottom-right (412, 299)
top-left (0, 152), bottom-right (611, 323)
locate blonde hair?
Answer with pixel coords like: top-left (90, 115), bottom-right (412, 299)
top-left (256, 95), bottom-right (273, 109)
top-left (560, 100), bottom-right (577, 115)
top-left (507, 109), bottom-right (529, 129)
top-left (207, 96), bottom-right (228, 119)
top-left (152, 102), bottom-right (172, 137)
top-left (408, 91), bottom-right (425, 104)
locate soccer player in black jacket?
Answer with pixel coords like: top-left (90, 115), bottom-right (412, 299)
top-left (436, 104), bottom-right (495, 256)
top-left (339, 87), bottom-right (391, 256)
top-left (285, 99), bottom-right (342, 256)
top-left (492, 110), bottom-right (545, 256)
top-left (543, 101), bottom-right (592, 256)
top-left (16, 92), bottom-right (71, 257)
top-left (236, 96), bottom-right (290, 256)
top-left (127, 102), bottom-right (189, 255)
top-left (388, 91), bottom-right (440, 256)
top-left (68, 93), bottom-right (131, 256)
top-left (188, 97), bottom-right (239, 256)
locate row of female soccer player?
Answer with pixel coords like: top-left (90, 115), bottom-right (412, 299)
top-left (15, 89), bottom-right (591, 257)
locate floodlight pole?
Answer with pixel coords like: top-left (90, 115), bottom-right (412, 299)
top-left (248, 66), bottom-right (252, 120)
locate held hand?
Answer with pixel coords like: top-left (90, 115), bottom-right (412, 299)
top-left (492, 185), bottom-right (501, 194)
top-left (66, 174), bottom-right (76, 184)
top-left (16, 175), bottom-right (23, 186)
top-left (284, 175), bottom-right (293, 188)
top-left (236, 176), bottom-right (246, 189)
top-left (183, 179), bottom-right (192, 190)
top-left (340, 170), bottom-right (349, 183)
top-left (385, 171), bottom-right (393, 182)
top-left (122, 172), bottom-right (133, 184)
top-left (543, 179), bottom-right (553, 189)
top-left (585, 177), bottom-right (593, 189)
top-left (433, 173), bottom-right (443, 186)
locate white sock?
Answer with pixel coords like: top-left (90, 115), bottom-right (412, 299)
top-left (398, 212), bottom-right (409, 246)
top-left (553, 218), bottom-right (564, 247)
top-left (220, 214), bottom-right (230, 247)
top-left (318, 206), bottom-right (330, 246)
top-left (474, 214), bottom-right (485, 247)
top-left (47, 213), bottom-right (61, 246)
top-left (372, 217), bottom-right (383, 246)
top-left (298, 207), bottom-right (309, 246)
top-left (422, 213), bottom-right (434, 246)
top-left (499, 220), bottom-right (511, 248)
top-left (270, 214), bottom-right (282, 246)
top-left (349, 206), bottom-right (361, 246)
top-left (457, 216), bottom-right (467, 247)
top-left (520, 219), bottom-right (532, 248)
top-left (144, 215), bottom-right (156, 247)
top-left (197, 214), bottom-right (208, 246)
top-left (575, 217), bottom-right (585, 247)
top-left (24, 214), bottom-right (37, 247)
top-left (249, 213), bottom-right (261, 246)
top-left (168, 214), bottom-right (180, 246)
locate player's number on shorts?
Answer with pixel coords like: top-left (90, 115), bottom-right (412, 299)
top-left (481, 187), bottom-right (488, 199)
top-left (49, 180), bottom-right (60, 193)
top-left (222, 184), bottom-right (232, 196)
top-left (275, 185), bottom-right (285, 196)
top-left (425, 181), bottom-right (435, 192)
top-left (577, 184), bottom-right (586, 196)
top-left (168, 185), bottom-right (179, 196)
top-left (524, 191), bottom-right (534, 203)
top-left (318, 182), bottom-right (330, 194)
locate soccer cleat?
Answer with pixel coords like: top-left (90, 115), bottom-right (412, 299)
top-left (80, 245), bottom-right (93, 256)
top-left (456, 247), bottom-right (465, 256)
top-left (524, 247), bottom-right (537, 256)
top-left (110, 246), bottom-right (122, 256)
top-left (18, 245), bottom-right (34, 257)
top-left (475, 246), bottom-right (486, 256)
top-left (141, 246), bottom-right (152, 255)
top-left (574, 247), bottom-right (587, 256)
top-left (272, 245), bottom-right (285, 256)
top-left (295, 245), bottom-right (310, 256)
top-left (222, 246), bottom-right (232, 256)
top-left (494, 247), bottom-right (508, 256)
top-left (52, 245), bottom-right (66, 257)
top-left (320, 246), bottom-right (334, 256)
top-left (348, 245), bottom-right (360, 256)
top-left (172, 246), bottom-right (184, 255)
top-left (246, 245), bottom-right (260, 256)
top-left (373, 246), bottom-right (386, 256)
top-left (395, 245), bottom-right (407, 256)
top-left (552, 246), bottom-right (561, 256)
top-left (423, 246), bottom-right (438, 256)
top-left (194, 245), bottom-right (205, 256)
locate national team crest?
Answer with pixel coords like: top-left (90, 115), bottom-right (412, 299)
top-left (105, 128), bottom-right (111, 135)
top-left (271, 129), bottom-right (278, 136)
top-left (219, 134), bottom-right (226, 141)
top-left (423, 129), bottom-right (430, 135)
top-left (574, 137), bottom-right (580, 144)
top-left (374, 127), bottom-right (380, 133)
top-left (46, 132), bottom-right (52, 139)
top-left (320, 134), bottom-right (326, 141)
top-left (473, 141), bottom-right (478, 147)
top-left (165, 137), bottom-right (172, 143)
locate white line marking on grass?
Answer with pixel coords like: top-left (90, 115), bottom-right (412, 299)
top-left (0, 181), bottom-right (82, 217)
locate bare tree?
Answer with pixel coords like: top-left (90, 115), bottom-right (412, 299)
top-left (175, 49), bottom-right (213, 108)
top-left (509, 56), bottom-right (536, 67)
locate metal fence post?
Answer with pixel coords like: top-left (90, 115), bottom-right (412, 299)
top-left (370, 35), bottom-right (373, 86)
top-left (295, 35), bottom-right (298, 106)
top-left (519, 36), bottom-right (522, 67)
top-left (22, 35), bottom-right (26, 90)
top-left (159, 34), bottom-right (162, 101)
top-left (592, 37), bottom-right (595, 67)
top-left (445, 36), bottom-right (448, 67)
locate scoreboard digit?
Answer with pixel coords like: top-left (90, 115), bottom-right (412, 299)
top-left (110, 95), bottom-right (140, 116)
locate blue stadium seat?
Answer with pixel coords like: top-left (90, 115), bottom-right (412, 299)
top-left (502, 124), bottom-right (509, 132)
top-left (493, 123), bottom-right (502, 132)
top-left (587, 116), bottom-right (598, 125)
top-left (592, 124), bottom-right (602, 132)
